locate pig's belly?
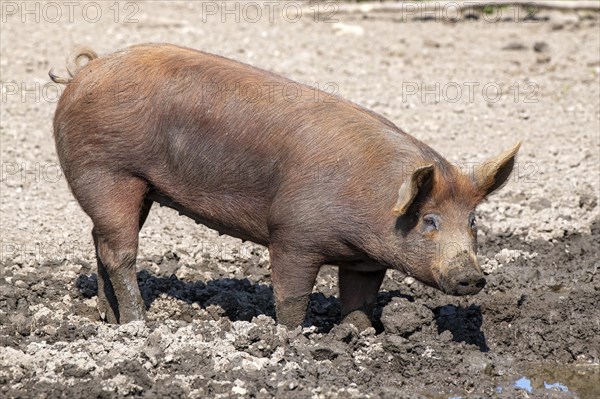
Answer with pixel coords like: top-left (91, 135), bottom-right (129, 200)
top-left (146, 187), bottom-right (271, 246)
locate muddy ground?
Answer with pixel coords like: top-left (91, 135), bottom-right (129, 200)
top-left (1, 1), bottom-right (599, 398)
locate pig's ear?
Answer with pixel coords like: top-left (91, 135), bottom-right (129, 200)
top-left (393, 164), bottom-right (434, 216)
top-left (473, 141), bottom-right (521, 197)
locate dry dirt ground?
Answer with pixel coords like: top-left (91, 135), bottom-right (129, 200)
top-left (1, 1), bottom-right (599, 398)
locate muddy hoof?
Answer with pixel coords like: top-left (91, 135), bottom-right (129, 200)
top-left (276, 294), bottom-right (310, 328)
top-left (97, 297), bottom-right (118, 324)
top-left (341, 310), bottom-right (373, 331)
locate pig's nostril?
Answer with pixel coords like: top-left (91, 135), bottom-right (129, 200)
top-left (447, 271), bottom-right (486, 295)
top-left (457, 278), bottom-right (486, 290)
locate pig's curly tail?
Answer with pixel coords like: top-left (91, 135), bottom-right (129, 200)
top-left (49, 46), bottom-right (98, 84)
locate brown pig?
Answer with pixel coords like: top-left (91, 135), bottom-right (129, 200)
top-left (50, 44), bottom-right (521, 330)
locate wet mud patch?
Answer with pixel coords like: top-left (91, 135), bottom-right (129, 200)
top-left (1, 228), bottom-right (598, 398)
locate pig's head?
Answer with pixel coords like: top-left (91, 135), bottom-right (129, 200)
top-left (391, 142), bottom-right (521, 296)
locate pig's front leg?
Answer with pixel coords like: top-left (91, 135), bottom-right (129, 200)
top-left (339, 267), bottom-right (386, 331)
top-left (269, 246), bottom-right (321, 328)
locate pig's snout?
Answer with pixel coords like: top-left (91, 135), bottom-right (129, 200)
top-left (439, 252), bottom-right (486, 296)
top-left (446, 269), bottom-right (486, 296)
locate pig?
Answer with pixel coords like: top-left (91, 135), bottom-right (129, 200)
top-left (50, 43), bottom-right (521, 330)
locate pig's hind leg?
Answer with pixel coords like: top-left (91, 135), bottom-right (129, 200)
top-left (78, 176), bottom-right (150, 324)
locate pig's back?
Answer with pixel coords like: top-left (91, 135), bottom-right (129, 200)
top-left (54, 43), bottom-right (406, 245)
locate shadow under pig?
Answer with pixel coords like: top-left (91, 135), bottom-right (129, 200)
top-left (76, 270), bottom-right (488, 346)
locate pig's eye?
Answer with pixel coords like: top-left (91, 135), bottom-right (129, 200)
top-left (422, 214), bottom-right (440, 231)
top-left (469, 214), bottom-right (477, 230)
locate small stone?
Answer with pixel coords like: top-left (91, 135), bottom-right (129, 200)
top-left (533, 41), bottom-right (549, 53)
top-left (495, 248), bottom-right (521, 264)
top-left (383, 334), bottom-right (408, 353)
top-left (536, 54), bottom-right (552, 64)
top-left (502, 42), bottom-right (527, 51)
top-left (359, 327), bottom-right (376, 337)
top-left (423, 39), bottom-right (441, 48)
top-left (529, 197), bottom-right (552, 211)
top-left (330, 323), bottom-right (359, 344)
top-left (332, 23), bottom-right (364, 36)
top-left (482, 258), bottom-right (500, 275)
top-left (41, 325), bottom-right (58, 336)
top-left (310, 343), bottom-right (345, 361)
top-left (545, 278), bottom-right (564, 292)
top-left (579, 194), bottom-right (597, 210)
top-left (439, 330), bottom-right (453, 342)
